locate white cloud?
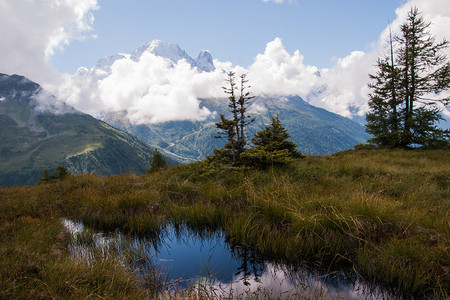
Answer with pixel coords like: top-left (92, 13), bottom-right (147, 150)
top-left (248, 38), bottom-right (319, 98)
top-left (98, 53), bottom-right (215, 123)
top-left (33, 89), bottom-right (79, 115)
top-left (0, 0), bottom-right (98, 83)
top-left (228, 38), bottom-right (374, 118)
top-left (306, 51), bottom-right (376, 118)
top-left (59, 52), bottom-right (227, 124)
top-left (200, 262), bottom-right (386, 299)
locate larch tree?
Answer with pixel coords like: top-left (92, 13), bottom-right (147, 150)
top-left (396, 7), bottom-right (450, 146)
top-left (366, 7), bottom-right (450, 147)
top-left (366, 50), bottom-right (402, 146)
top-left (213, 71), bottom-right (254, 165)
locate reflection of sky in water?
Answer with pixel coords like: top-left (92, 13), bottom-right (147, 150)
top-left (63, 219), bottom-right (403, 299)
top-left (142, 225), bottom-right (246, 284)
top-left (206, 263), bottom-right (396, 299)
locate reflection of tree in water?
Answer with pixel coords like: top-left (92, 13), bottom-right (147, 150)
top-left (122, 231), bottom-right (164, 272)
top-left (228, 243), bottom-right (266, 286)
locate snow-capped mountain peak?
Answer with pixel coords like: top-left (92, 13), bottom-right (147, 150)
top-left (96, 54), bottom-right (126, 70)
top-left (195, 50), bottom-right (215, 72)
top-left (130, 40), bottom-right (215, 72)
top-left (131, 40), bottom-right (193, 64)
top-left (72, 40), bottom-right (216, 89)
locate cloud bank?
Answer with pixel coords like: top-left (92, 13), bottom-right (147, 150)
top-left (58, 52), bottom-right (227, 124)
top-left (0, 0), bottom-right (98, 83)
top-left (55, 36), bottom-right (370, 123)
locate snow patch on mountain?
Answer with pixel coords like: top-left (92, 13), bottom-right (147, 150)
top-left (195, 51), bottom-right (215, 72)
top-left (130, 40), bottom-right (215, 72)
top-left (96, 54), bottom-right (126, 70)
top-left (73, 40), bottom-right (215, 84)
top-left (131, 40), bottom-right (192, 63)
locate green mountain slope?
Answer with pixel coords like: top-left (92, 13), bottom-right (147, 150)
top-left (102, 96), bottom-right (370, 163)
top-left (0, 73), bottom-right (176, 187)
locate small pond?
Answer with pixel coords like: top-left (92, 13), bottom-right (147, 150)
top-left (63, 219), bottom-right (407, 299)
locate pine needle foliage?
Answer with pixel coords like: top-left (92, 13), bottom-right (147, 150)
top-left (148, 149), bottom-right (168, 173)
top-left (213, 71), bottom-right (254, 166)
top-left (366, 7), bottom-right (450, 148)
top-left (211, 74), bottom-right (302, 169)
top-left (38, 165), bottom-right (71, 184)
top-left (242, 115), bottom-right (303, 167)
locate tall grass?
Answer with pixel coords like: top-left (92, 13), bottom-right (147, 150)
top-left (0, 149), bottom-right (448, 298)
top-left (0, 216), bottom-right (147, 299)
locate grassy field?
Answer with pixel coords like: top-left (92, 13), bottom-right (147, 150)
top-left (0, 149), bottom-right (448, 299)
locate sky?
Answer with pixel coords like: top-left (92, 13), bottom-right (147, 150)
top-left (48, 0), bottom-right (402, 73)
top-left (1, 0), bottom-right (449, 124)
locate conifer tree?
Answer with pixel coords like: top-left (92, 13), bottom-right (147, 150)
top-left (251, 115), bottom-right (301, 156)
top-left (366, 7), bottom-right (450, 147)
top-left (396, 7), bottom-right (450, 146)
top-left (366, 57), bottom-right (402, 147)
top-left (38, 168), bottom-right (53, 184)
top-left (149, 149), bottom-right (167, 172)
top-left (242, 115), bottom-right (302, 166)
top-left (38, 165), bottom-right (71, 184)
top-left (237, 73), bottom-right (255, 151)
top-left (55, 165), bottom-right (70, 180)
top-left (214, 71), bottom-right (254, 165)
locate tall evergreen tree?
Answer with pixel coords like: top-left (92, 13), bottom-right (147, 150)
top-left (366, 56), bottom-right (402, 147)
top-left (237, 73), bottom-right (255, 151)
top-left (219, 71), bottom-right (239, 164)
top-left (366, 7), bottom-right (450, 147)
top-left (214, 71), bottom-right (254, 165)
top-left (396, 7), bottom-right (450, 146)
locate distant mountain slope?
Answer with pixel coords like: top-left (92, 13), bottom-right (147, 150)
top-left (101, 95), bottom-right (370, 163)
top-left (70, 40), bottom-right (369, 162)
top-left (0, 73), bottom-right (176, 187)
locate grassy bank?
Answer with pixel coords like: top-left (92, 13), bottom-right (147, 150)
top-left (1, 149), bottom-right (448, 298)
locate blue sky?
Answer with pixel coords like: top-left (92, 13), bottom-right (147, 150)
top-left (1, 0), bottom-right (448, 123)
top-left (50, 0), bottom-right (402, 73)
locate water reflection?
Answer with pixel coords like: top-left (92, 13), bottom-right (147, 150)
top-left (62, 219), bottom-right (407, 299)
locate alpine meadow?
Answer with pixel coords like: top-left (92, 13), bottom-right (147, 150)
top-left (0, 2), bottom-right (449, 300)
